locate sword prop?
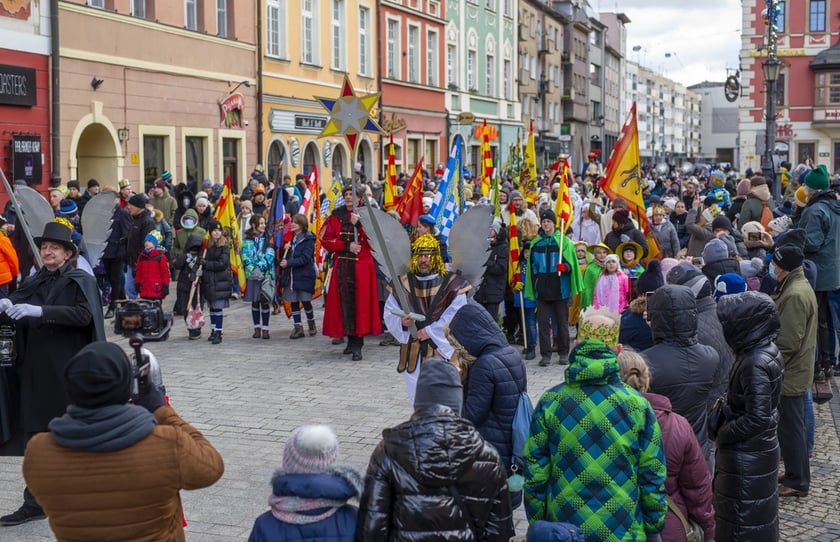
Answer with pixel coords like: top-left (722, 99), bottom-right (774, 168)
top-left (0, 170), bottom-right (43, 268)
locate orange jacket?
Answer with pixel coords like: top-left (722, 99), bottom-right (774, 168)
top-left (0, 233), bottom-right (19, 286)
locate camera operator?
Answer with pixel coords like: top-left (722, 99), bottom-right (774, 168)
top-left (21, 341), bottom-right (224, 540)
top-left (0, 220), bottom-right (105, 526)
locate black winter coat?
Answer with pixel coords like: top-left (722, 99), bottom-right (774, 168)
top-left (102, 205), bottom-right (132, 261)
top-left (126, 210), bottom-right (156, 268)
top-left (701, 257), bottom-right (741, 283)
top-left (200, 243), bottom-right (232, 302)
top-left (356, 405), bottom-right (514, 542)
top-left (474, 229), bottom-right (509, 305)
top-left (172, 235), bottom-right (204, 301)
top-left (280, 231), bottom-right (316, 294)
top-left (695, 295), bottom-right (735, 406)
top-left (450, 302), bottom-right (526, 472)
top-left (713, 292), bottom-right (783, 542)
top-left (644, 285), bottom-right (720, 469)
top-left (604, 222), bottom-right (649, 259)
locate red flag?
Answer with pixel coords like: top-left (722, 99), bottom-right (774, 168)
top-left (481, 120), bottom-right (493, 197)
top-left (384, 134), bottom-right (398, 211)
top-left (508, 201), bottom-right (520, 287)
top-left (395, 158), bottom-right (425, 226)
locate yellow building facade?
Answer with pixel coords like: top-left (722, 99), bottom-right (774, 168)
top-left (261, 0), bottom-right (380, 191)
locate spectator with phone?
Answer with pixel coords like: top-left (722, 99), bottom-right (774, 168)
top-left (684, 195), bottom-right (718, 257)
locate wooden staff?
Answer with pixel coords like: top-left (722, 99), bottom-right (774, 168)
top-left (519, 290), bottom-right (528, 350)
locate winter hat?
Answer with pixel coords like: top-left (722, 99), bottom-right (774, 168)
top-left (666, 262), bottom-right (713, 298)
top-left (87, 178), bottom-right (100, 189)
top-left (663, 199), bottom-right (677, 212)
top-left (736, 179), bottom-right (751, 196)
top-left (509, 190), bottom-right (523, 201)
top-left (776, 227), bottom-right (806, 249)
top-left (794, 186), bottom-right (809, 208)
top-left (711, 215), bottom-right (733, 233)
top-left (660, 258), bottom-right (680, 282)
top-left (714, 273), bottom-right (748, 301)
top-left (414, 358), bottom-right (463, 415)
top-left (154, 179), bottom-right (167, 190)
top-left (195, 197), bottom-right (210, 209)
top-left (740, 221), bottom-right (765, 236)
top-left (773, 245), bottom-right (804, 272)
top-left (202, 178), bottom-right (214, 189)
top-left (127, 194), bottom-right (148, 209)
top-left (745, 168), bottom-right (755, 178)
top-left (144, 230), bottom-right (162, 248)
top-left (195, 190), bottom-right (209, 201)
top-left (740, 257), bottom-right (764, 278)
top-left (422, 197), bottom-right (433, 209)
top-left (636, 259), bottom-right (664, 295)
top-left (58, 199), bottom-right (78, 216)
top-left (64, 342), bottom-right (132, 408)
top-left (207, 220), bottom-right (223, 233)
top-left (805, 164), bottom-right (830, 190)
top-left (613, 208), bottom-right (630, 226)
top-left (702, 238), bottom-right (729, 264)
top-left (66, 180), bottom-right (80, 190)
top-left (282, 425), bottom-right (339, 474)
top-left (418, 214), bottom-right (437, 227)
top-left (767, 215), bottom-right (792, 235)
top-left (539, 209), bottom-right (556, 224)
top-left (750, 175), bottom-right (767, 188)
top-left (160, 170), bottom-right (172, 183)
top-left (604, 254), bottom-right (620, 266)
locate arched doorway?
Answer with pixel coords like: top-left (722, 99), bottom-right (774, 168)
top-left (76, 123), bottom-right (119, 186)
top-left (357, 139), bottom-right (373, 183)
top-left (266, 139), bottom-right (287, 183)
top-left (302, 141), bottom-right (319, 177)
top-left (332, 144), bottom-right (347, 181)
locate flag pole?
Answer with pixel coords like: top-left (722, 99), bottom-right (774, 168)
top-left (519, 291), bottom-right (528, 350)
top-left (557, 219), bottom-right (565, 276)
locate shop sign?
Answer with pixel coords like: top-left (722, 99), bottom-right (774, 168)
top-left (11, 134), bottom-right (41, 184)
top-left (219, 92), bottom-right (244, 128)
top-left (269, 109), bottom-right (329, 133)
top-left (0, 64), bottom-right (36, 107)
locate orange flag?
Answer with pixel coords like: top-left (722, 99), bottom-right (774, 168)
top-left (600, 103), bottom-right (660, 260)
top-left (395, 158), bottom-right (425, 226)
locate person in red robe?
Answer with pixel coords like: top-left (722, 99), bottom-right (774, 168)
top-left (320, 185), bottom-right (381, 360)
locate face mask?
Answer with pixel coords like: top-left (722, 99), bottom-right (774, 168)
top-left (768, 262), bottom-right (777, 280)
top-left (183, 218), bottom-right (196, 229)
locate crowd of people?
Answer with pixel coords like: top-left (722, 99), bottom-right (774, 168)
top-left (0, 156), bottom-right (835, 540)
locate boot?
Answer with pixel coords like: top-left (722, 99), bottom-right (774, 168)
top-left (252, 327), bottom-right (261, 339)
top-left (290, 325), bottom-right (305, 339)
top-left (262, 329), bottom-right (270, 340)
top-left (207, 329), bottom-right (216, 341)
top-left (307, 319), bottom-right (317, 336)
top-left (211, 330), bottom-right (223, 345)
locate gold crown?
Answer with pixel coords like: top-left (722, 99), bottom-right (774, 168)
top-left (52, 217), bottom-right (74, 232)
top-left (578, 306), bottom-right (621, 347)
top-left (410, 234), bottom-right (446, 275)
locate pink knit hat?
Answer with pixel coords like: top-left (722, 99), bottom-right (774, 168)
top-left (282, 425), bottom-right (339, 473)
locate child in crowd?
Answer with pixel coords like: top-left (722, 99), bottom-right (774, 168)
top-left (172, 233), bottom-right (204, 339)
top-left (134, 230), bottom-right (170, 301)
top-left (617, 241), bottom-right (645, 280)
top-left (593, 254), bottom-right (630, 314)
top-left (201, 221), bottom-right (233, 345)
top-left (279, 214), bottom-right (318, 339)
top-left (581, 242), bottom-right (609, 311)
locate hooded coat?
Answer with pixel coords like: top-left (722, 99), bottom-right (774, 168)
top-left (644, 285), bottom-right (720, 469)
top-left (126, 208), bottom-right (156, 268)
top-left (449, 303), bottom-right (526, 472)
top-left (200, 241), bottom-right (233, 303)
top-left (524, 340), bottom-right (666, 542)
top-left (604, 222), bottom-right (649, 259)
top-left (172, 235), bottom-right (204, 302)
top-left (474, 227), bottom-right (509, 305)
top-left (355, 404), bottom-right (514, 542)
top-left (172, 190), bottom-right (196, 231)
top-left (173, 209), bottom-right (206, 261)
top-left (279, 231), bottom-right (317, 294)
top-left (712, 292), bottom-right (783, 542)
top-left (799, 190), bottom-right (840, 291)
top-left (619, 298), bottom-right (653, 351)
top-left (102, 204), bottom-right (132, 261)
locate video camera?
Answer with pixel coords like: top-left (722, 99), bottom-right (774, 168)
top-left (128, 334), bottom-right (165, 402)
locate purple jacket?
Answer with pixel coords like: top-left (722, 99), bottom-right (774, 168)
top-left (644, 393), bottom-right (715, 541)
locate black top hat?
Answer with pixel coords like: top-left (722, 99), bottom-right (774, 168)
top-left (34, 221), bottom-right (76, 253)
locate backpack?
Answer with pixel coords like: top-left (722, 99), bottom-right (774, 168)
top-left (758, 200), bottom-right (774, 228)
top-left (511, 390), bottom-right (535, 463)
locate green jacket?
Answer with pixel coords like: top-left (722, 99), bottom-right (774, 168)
top-left (524, 230), bottom-right (583, 301)
top-left (524, 339), bottom-right (667, 540)
top-left (772, 267), bottom-right (817, 395)
top-left (581, 260), bottom-right (603, 310)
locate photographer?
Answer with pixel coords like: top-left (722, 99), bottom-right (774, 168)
top-left (22, 341), bottom-right (224, 540)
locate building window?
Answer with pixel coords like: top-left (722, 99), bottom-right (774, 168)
top-left (591, 100), bottom-right (602, 123)
top-left (777, 1), bottom-right (786, 33)
top-left (485, 53), bottom-right (495, 96)
top-left (143, 136), bottom-right (166, 192)
top-left (503, 59), bottom-right (511, 100)
top-left (503, 0), bottom-right (512, 17)
top-left (185, 136), bottom-right (206, 189)
top-left (131, 0), bottom-right (145, 18)
top-left (88, 0), bottom-right (105, 7)
top-left (810, 0), bottom-right (826, 32)
top-left (386, 19), bottom-right (399, 78)
top-left (302, 0), bottom-right (318, 65)
top-left (185, 0), bottom-right (197, 30)
top-left (447, 43), bottom-right (458, 87)
top-left (590, 29), bottom-right (601, 47)
top-left (359, 7), bottom-right (371, 76)
top-left (427, 30), bottom-right (439, 86)
top-left (467, 49), bottom-right (477, 90)
top-left (267, 0), bottom-right (287, 58)
top-left (484, 0), bottom-right (495, 12)
top-left (815, 72), bottom-right (840, 105)
top-left (408, 25), bottom-right (420, 83)
top-left (331, 0), bottom-right (345, 70)
top-left (217, 0), bottom-right (228, 37)
top-left (222, 138), bottom-right (241, 193)
top-left (590, 63), bottom-right (601, 86)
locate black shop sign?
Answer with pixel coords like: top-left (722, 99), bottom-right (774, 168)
top-left (12, 135), bottom-right (42, 184)
top-left (0, 65), bottom-right (36, 107)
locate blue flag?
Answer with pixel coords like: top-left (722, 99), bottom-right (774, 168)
top-left (428, 135), bottom-right (464, 243)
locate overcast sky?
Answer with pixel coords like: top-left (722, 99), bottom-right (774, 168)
top-left (599, 0), bottom-right (743, 87)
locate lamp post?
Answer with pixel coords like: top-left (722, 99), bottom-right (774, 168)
top-left (762, 57), bottom-right (781, 202)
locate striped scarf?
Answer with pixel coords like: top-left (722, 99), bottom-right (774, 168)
top-left (268, 494), bottom-right (347, 525)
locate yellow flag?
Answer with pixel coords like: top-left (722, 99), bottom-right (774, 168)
top-left (213, 176), bottom-right (247, 293)
top-left (523, 119), bottom-right (537, 191)
top-left (326, 178), bottom-right (343, 214)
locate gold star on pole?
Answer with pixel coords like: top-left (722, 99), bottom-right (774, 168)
top-left (316, 75), bottom-right (384, 152)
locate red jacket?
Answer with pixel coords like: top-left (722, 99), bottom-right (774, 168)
top-left (135, 249), bottom-right (170, 300)
top-left (0, 233), bottom-right (19, 286)
top-left (644, 392), bottom-right (715, 541)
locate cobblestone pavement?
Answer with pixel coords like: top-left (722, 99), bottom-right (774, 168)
top-left (1, 300), bottom-right (839, 541)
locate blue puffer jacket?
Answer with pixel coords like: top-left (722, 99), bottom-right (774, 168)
top-left (450, 302), bottom-right (526, 471)
top-left (280, 231), bottom-right (317, 293)
top-left (248, 466), bottom-right (361, 542)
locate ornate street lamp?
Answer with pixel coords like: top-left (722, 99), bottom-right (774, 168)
top-left (762, 57), bottom-right (781, 202)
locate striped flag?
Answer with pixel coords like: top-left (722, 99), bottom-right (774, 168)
top-left (481, 120), bottom-right (493, 197)
top-left (523, 119), bottom-right (537, 191)
top-left (213, 175), bottom-right (247, 294)
top-left (299, 166), bottom-right (318, 217)
top-left (395, 157), bottom-right (425, 226)
top-left (384, 134), bottom-right (398, 211)
top-left (552, 156), bottom-right (574, 229)
top-left (508, 201), bottom-right (521, 287)
top-left (429, 135), bottom-right (464, 243)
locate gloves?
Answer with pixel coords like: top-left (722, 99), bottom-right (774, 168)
top-left (555, 262), bottom-right (569, 273)
top-left (195, 268), bottom-right (203, 277)
top-left (512, 282), bottom-right (524, 292)
top-left (186, 254), bottom-right (195, 264)
top-left (162, 285), bottom-right (169, 297)
top-left (0, 298), bottom-right (12, 312)
top-left (6, 304), bottom-right (43, 320)
top-left (133, 385), bottom-right (166, 414)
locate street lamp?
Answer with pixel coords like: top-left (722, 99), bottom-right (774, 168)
top-left (762, 57), bottom-right (781, 202)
